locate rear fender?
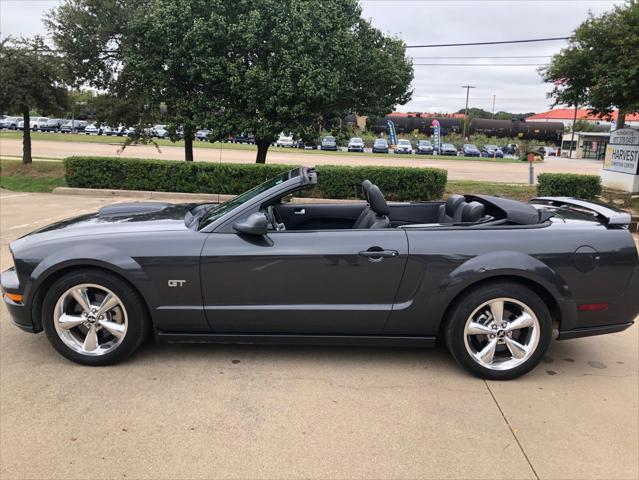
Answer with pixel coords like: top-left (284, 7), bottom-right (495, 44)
top-left (436, 250), bottom-right (576, 328)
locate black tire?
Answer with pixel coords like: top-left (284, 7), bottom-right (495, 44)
top-left (41, 269), bottom-right (150, 366)
top-left (444, 282), bottom-right (552, 380)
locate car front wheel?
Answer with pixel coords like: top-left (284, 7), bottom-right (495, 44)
top-left (42, 270), bottom-right (149, 366)
top-left (444, 282), bottom-right (552, 380)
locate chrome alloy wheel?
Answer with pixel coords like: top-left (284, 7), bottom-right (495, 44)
top-left (53, 284), bottom-right (128, 356)
top-left (463, 297), bottom-right (540, 371)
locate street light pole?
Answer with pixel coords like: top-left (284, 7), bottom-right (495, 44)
top-left (461, 85), bottom-right (475, 140)
top-left (492, 94), bottom-right (496, 119)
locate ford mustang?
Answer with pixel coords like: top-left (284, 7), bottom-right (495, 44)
top-left (2, 167), bottom-right (638, 379)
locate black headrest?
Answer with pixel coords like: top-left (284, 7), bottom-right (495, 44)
top-left (368, 185), bottom-right (389, 216)
top-left (361, 179), bottom-right (373, 202)
top-left (445, 194), bottom-right (465, 216)
top-left (461, 201), bottom-right (485, 223)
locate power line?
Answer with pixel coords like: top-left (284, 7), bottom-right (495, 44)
top-left (405, 37), bottom-right (569, 48)
top-left (413, 63), bottom-right (547, 66)
top-left (409, 55), bottom-right (552, 59)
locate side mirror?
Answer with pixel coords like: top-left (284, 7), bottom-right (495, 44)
top-left (233, 212), bottom-right (268, 236)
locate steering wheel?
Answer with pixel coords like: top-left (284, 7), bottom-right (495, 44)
top-left (267, 205), bottom-right (286, 231)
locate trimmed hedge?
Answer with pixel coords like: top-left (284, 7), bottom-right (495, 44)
top-left (537, 173), bottom-right (602, 200)
top-left (63, 156), bottom-right (447, 201)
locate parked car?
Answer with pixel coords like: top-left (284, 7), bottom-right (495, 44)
top-left (347, 137), bottom-right (365, 152)
top-left (103, 125), bottom-right (125, 136)
top-left (84, 124), bottom-right (103, 135)
top-left (439, 143), bottom-right (458, 156)
top-left (481, 145), bottom-right (504, 158)
top-left (0, 116), bottom-right (22, 130)
top-left (18, 117), bottom-right (49, 131)
top-left (152, 125), bottom-right (169, 138)
top-left (295, 139), bottom-right (317, 150)
top-left (40, 119), bottom-right (66, 132)
top-left (231, 133), bottom-right (255, 144)
top-left (4, 167), bottom-right (637, 381)
top-left (462, 144), bottom-right (481, 157)
top-left (320, 135), bottom-right (338, 151)
top-left (501, 143), bottom-right (519, 156)
top-left (416, 140), bottom-right (434, 155)
top-left (60, 120), bottom-right (88, 133)
top-left (395, 139), bottom-right (413, 154)
top-left (372, 138), bottom-right (389, 153)
top-left (196, 129), bottom-right (211, 141)
top-left (276, 135), bottom-right (295, 148)
top-left (536, 146), bottom-right (556, 156)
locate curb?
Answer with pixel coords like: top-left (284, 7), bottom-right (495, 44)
top-left (52, 187), bottom-right (359, 204)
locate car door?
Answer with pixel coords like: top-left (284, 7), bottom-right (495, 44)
top-left (200, 229), bottom-right (409, 335)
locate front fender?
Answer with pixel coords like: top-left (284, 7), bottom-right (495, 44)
top-left (22, 244), bottom-right (151, 320)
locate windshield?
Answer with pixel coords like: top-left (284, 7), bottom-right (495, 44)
top-left (485, 145), bottom-right (498, 149)
top-left (442, 144), bottom-right (454, 148)
top-left (198, 169), bottom-right (300, 229)
top-left (464, 144), bottom-right (477, 149)
top-left (350, 138), bottom-right (362, 143)
top-left (398, 140), bottom-right (410, 145)
top-left (419, 140), bottom-right (431, 145)
top-left (323, 136), bottom-right (335, 142)
top-left (375, 139), bottom-right (387, 145)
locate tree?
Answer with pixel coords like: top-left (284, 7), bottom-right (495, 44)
top-left (194, 1), bottom-right (414, 163)
top-left (48, 0), bottom-right (413, 164)
top-left (541, 1), bottom-right (639, 127)
top-left (0, 37), bottom-right (68, 164)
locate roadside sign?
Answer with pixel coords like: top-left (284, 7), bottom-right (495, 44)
top-left (387, 120), bottom-right (398, 146)
top-left (604, 128), bottom-right (639, 175)
top-left (432, 119), bottom-right (441, 151)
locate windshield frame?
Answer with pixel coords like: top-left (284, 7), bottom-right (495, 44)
top-left (197, 167), bottom-right (317, 232)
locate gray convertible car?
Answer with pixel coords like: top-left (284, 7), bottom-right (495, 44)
top-left (2, 167), bottom-right (638, 379)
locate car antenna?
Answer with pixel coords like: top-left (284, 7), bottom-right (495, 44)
top-left (217, 133), bottom-right (223, 204)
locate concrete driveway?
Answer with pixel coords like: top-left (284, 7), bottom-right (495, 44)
top-left (0, 137), bottom-right (603, 183)
top-left (1, 190), bottom-right (637, 480)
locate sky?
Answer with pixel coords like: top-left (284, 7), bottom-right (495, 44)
top-left (0, 0), bottom-right (626, 114)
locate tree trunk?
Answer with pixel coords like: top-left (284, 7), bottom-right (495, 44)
top-left (22, 107), bottom-right (32, 164)
top-left (184, 127), bottom-right (194, 161)
top-left (255, 139), bottom-right (271, 164)
top-left (616, 110), bottom-right (625, 129)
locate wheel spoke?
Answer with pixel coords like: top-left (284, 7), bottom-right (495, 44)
top-left (475, 338), bottom-right (498, 364)
top-left (466, 322), bottom-right (495, 336)
top-left (505, 337), bottom-right (528, 359)
top-left (57, 313), bottom-right (85, 330)
top-left (505, 312), bottom-right (534, 332)
top-left (489, 300), bottom-right (504, 325)
top-left (98, 319), bottom-right (125, 339)
top-left (83, 325), bottom-right (99, 352)
top-left (96, 293), bottom-right (119, 317)
top-left (71, 287), bottom-right (92, 313)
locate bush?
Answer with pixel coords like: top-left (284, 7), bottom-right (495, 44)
top-left (537, 173), bottom-right (602, 200)
top-left (64, 156), bottom-right (447, 201)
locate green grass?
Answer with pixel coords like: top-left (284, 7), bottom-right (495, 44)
top-left (0, 159), bottom-right (66, 192)
top-left (447, 180), bottom-right (537, 202)
top-left (0, 131), bottom-right (520, 163)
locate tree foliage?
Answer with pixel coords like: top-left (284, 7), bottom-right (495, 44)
top-left (0, 36), bottom-right (68, 164)
top-left (541, 1), bottom-right (639, 126)
top-left (47, 0), bottom-right (414, 163)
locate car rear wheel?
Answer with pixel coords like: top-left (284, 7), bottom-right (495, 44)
top-left (444, 282), bottom-right (552, 380)
top-left (42, 270), bottom-right (149, 366)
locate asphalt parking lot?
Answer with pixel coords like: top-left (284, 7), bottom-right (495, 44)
top-left (1, 190), bottom-right (638, 480)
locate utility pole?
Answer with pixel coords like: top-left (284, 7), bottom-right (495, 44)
top-left (461, 85), bottom-right (475, 140)
top-left (492, 94), bottom-right (496, 119)
top-left (569, 104), bottom-right (578, 159)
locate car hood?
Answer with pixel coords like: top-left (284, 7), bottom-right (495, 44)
top-left (12, 202), bottom-right (198, 248)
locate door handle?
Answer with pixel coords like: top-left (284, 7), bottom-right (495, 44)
top-left (293, 208), bottom-right (306, 215)
top-left (358, 249), bottom-right (399, 259)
